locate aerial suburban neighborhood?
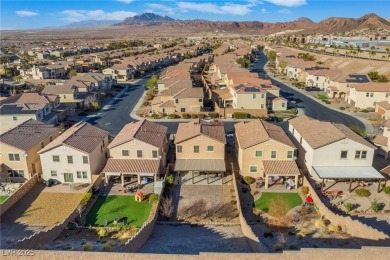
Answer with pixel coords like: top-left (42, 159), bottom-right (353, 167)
top-left (0, 1), bottom-right (390, 259)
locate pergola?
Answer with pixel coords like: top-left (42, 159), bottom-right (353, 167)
top-left (103, 159), bottom-right (161, 187)
top-left (174, 159), bottom-right (226, 184)
top-left (312, 166), bottom-right (386, 193)
top-left (262, 160), bottom-right (301, 189)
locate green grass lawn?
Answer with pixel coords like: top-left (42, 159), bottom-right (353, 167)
top-left (0, 196), bottom-right (9, 204)
top-left (86, 195), bottom-right (152, 228)
top-left (254, 192), bottom-right (302, 215)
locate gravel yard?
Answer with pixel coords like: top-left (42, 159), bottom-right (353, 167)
top-left (138, 224), bottom-right (252, 254)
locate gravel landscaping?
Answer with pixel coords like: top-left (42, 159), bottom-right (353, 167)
top-left (138, 224), bottom-right (252, 254)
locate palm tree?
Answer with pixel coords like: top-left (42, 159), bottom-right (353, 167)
top-left (369, 50), bottom-right (376, 60)
top-left (382, 55), bottom-right (386, 61)
top-left (386, 48), bottom-right (390, 55)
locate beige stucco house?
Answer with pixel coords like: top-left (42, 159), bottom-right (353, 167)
top-left (235, 120), bottom-right (300, 188)
top-left (103, 120), bottom-right (168, 186)
top-left (0, 119), bottom-right (59, 182)
top-left (346, 82), bottom-right (390, 109)
top-left (38, 122), bottom-right (109, 184)
top-left (174, 119), bottom-right (226, 185)
top-left (373, 118), bottom-right (390, 159)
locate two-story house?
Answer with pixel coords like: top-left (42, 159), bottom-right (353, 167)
top-left (235, 120), bottom-right (300, 188)
top-left (41, 83), bottom-right (82, 109)
top-left (0, 119), bottom-right (59, 182)
top-left (174, 119), bottom-right (226, 185)
top-left (288, 116), bottom-right (384, 186)
top-left (38, 122), bottom-right (109, 184)
top-left (102, 120), bottom-right (168, 186)
top-left (373, 118), bottom-right (390, 160)
top-left (346, 82), bottom-right (390, 109)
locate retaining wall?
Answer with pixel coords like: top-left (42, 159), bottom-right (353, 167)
top-left (0, 174), bottom-right (39, 216)
top-left (302, 176), bottom-right (389, 242)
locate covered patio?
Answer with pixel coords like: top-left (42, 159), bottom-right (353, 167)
top-left (261, 160), bottom-right (301, 189)
top-left (312, 166), bottom-right (386, 193)
top-left (103, 159), bottom-right (161, 187)
top-left (174, 159), bottom-right (226, 185)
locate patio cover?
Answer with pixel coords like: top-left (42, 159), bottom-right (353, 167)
top-left (313, 166), bottom-right (385, 180)
top-left (262, 160), bottom-right (301, 176)
top-left (174, 159), bottom-right (226, 172)
top-left (103, 159), bottom-right (160, 175)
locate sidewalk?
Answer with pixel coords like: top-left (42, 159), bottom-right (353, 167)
top-left (264, 61), bottom-right (374, 134)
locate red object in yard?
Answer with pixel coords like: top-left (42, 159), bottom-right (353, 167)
top-left (306, 194), bottom-right (314, 204)
top-left (123, 189), bottom-right (127, 193)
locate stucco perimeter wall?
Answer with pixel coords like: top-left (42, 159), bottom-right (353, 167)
top-left (122, 175), bottom-right (167, 252)
top-left (11, 247), bottom-right (390, 259)
top-left (302, 176), bottom-right (389, 242)
top-left (0, 174), bottom-right (39, 216)
top-left (231, 173), bottom-right (266, 253)
top-left (215, 102), bottom-right (268, 118)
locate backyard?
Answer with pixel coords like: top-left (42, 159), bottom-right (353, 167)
top-left (254, 192), bottom-right (303, 216)
top-left (0, 195), bottom-right (8, 204)
top-left (86, 195), bottom-right (152, 228)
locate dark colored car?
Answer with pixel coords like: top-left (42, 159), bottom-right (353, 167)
top-left (265, 116), bottom-right (282, 123)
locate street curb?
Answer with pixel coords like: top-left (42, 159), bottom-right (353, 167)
top-left (263, 60), bottom-right (374, 134)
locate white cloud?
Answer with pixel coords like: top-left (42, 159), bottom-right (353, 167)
top-left (260, 8), bottom-right (268, 14)
top-left (116, 0), bottom-right (134, 3)
top-left (278, 9), bottom-right (292, 14)
top-left (146, 3), bottom-right (175, 15)
top-left (264, 0), bottom-right (306, 7)
top-left (60, 10), bottom-right (137, 22)
top-left (177, 2), bottom-right (254, 16)
top-left (15, 10), bottom-right (39, 17)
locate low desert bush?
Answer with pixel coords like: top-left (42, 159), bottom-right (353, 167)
top-left (191, 114), bottom-right (198, 119)
top-left (208, 112), bottom-right (219, 118)
top-left (243, 176), bottom-right (255, 185)
top-left (354, 188), bottom-right (371, 197)
top-left (182, 113), bottom-right (191, 119)
top-left (344, 202), bottom-right (353, 212)
top-left (83, 242), bottom-right (93, 251)
top-left (198, 113), bottom-right (206, 119)
top-left (102, 243), bottom-right (112, 252)
top-left (301, 186), bottom-right (309, 196)
top-left (168, 114), bottom-right (179, 119)
top-left (383, 186), bottom-right (390, 194)
top-left (371, 201), bottom-right (380, 213)
top-left (315, 219), bottom-right (326, 229)
top-left (97, 228), bottom-right (108, 238)
top-left (328, 224), bottom-right (341, 232)
top-left (149, 194), bottom-right (159, 203)
top-left (165, 175), bottom-right (175, 186)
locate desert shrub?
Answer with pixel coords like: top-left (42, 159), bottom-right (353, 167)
top-left (328, 224), bottom-right (341, 232)
top-left (339, 107), bottom-right (345, 110)
top-left (97, 228), bottom-right (108, 238)
top-left (149, 194), bottom-right (159, 203)
top-left (344, 202), bottom-right (353, 212)
top-left (80, 192), bottom-right (92, 207)
top-left (360, 109), bottom-right (369, 113)
top-left (191, 114), bottom-right (198, 119)
top-left (166, 175), bottom-right (175, 186)
top-left (243, 176), bottom-right (255, 185)
top-left (198, 113), bottom-right (206, 119)
top-left (325, 100), bottom-right (331, 104)
top-left (83, 242), bottom-right (93, 251)
top-left (273, 243), bottom-right (283, 251)
top-left (383, 186), bottom-right (390, 194)
top-left (208, 112), bottom-right (219, 118)
top-left (102, 243), bottom-right (112, 252)
top-left (168, 114), bottom-right (179, 119)
top-left (371, 201), bottom-right (380, 213)
top-left (301, 186), bottom-right (309, 196)
top-left (233, 112), bottom-right (249, 119)
top-left (182, 113), bottom-right (191, 119)
top-left (160, 196), bottom-right (174, 220)
top-left (355, 188), bottom-right (371, 197)
top-left (315, 219), bottom-right (326, 229)
top-left (268, 198), bottom-right (290, 218)
top-left (151, 113), bottom-right (160, 119)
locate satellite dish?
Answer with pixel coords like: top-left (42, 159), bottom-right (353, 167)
top-left (22, 154), bottom-right (28, 158)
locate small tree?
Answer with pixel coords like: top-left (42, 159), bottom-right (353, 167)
top-left (160, 196), bottom-right (174, 220)
top-left (146, 75), bottom-right (159, 89)
top-left (68, 69), bottom-right (77, 78)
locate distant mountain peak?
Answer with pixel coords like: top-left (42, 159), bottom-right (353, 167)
top-left (116, 12), bottom-right (174, 26)
top-left (295, 17), bottom-right (314, 23)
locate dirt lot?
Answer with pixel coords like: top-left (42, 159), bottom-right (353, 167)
top-left (0, 183), bottom-right (83, 248)
top-left (138, 224), bottom-right (251, 254)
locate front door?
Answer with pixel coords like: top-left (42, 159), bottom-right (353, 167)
top-left (64, 173), bottom-right (74, 183)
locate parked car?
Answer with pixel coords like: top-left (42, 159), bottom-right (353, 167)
top-left (265, 116), bottom-right (282, 123)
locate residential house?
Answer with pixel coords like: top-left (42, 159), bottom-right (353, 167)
top-left (103, 64), bottom-right (133, 82)
top-left (0, 119), bottom-right (59, 182)
top-left (41, 82), bottom-right (82, 108)
top-left (375, 101), bottom-right (390, 120)
top-left (373, 118), bottom-right (390, 159)
top-left (235, 120), bottom-right (300, 188)
top-left (38, 122), bottom-right (109, 183)
top-left (229, 83), bottom-right (267, 109)
top-left (103, 120), bottom-right (168, 186)
top-left (288, 115), bottom-right (383, 183)
top-left (174, 119), bottom-right (226, 185)
top-left (346, 82), bottom-right (390, 109)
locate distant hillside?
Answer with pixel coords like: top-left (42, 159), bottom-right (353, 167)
top-left (113, 12), bottom-right (390, 34)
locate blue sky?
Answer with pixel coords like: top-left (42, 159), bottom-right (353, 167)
top-left (1, 0), bottom-right (389, 29)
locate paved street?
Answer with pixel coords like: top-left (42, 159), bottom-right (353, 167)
top-left (254, 51), bottom-right (366, 130)
top-left (89, 53), bottom-right (367, 136)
